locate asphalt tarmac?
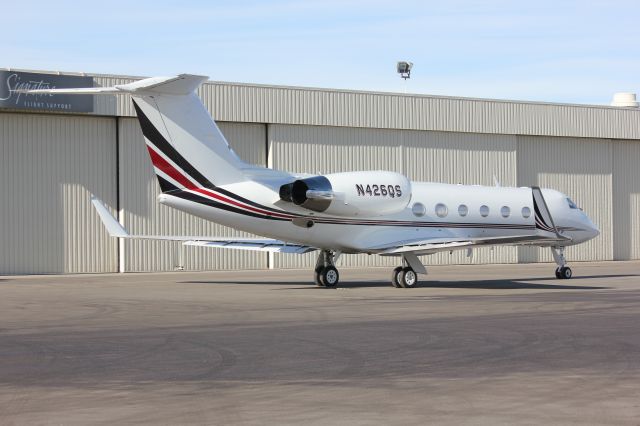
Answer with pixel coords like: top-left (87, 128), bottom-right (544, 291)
top-left (1, 261), bottom-right (640, 425)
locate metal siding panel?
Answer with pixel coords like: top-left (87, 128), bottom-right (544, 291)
top-left (613, 140), bottom-right (640, 260)
top-left (516, 136), bottom-right (613, 262)
top-left (118, 119), bottom-right (268, 271)
top-left (0, 112), bottom-right (117, 274)
top-left (11, 71), bottom-right (640, 140)
top-left (199, 80), bottom-right (640, 139)
top-left (92, 76), bottom-right (136, 117)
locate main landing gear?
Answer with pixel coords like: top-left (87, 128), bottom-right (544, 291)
top-left (313, 251), bottom-right (424, 288)
top-left (390, 255), bottom-right (422, 288)
top-left (551, 247), bottom-right (572, 279)
top-left (391, 266), bottom-right (418, 288)
top-left (314, 250), bottom-right (340, 287)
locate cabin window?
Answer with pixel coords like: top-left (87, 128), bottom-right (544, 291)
top-left (501, 206), bottom-right (510, 218)
top-left (522, 206), bottom-right (531, 218)
top-left (412, 202), bottom-right (426, 217)
top-left (435, 203), bottom-right (448, 218)
top-left (458, 204), bottom-right (468, 217)
top-left (479, 205), bottom-right (490, 217)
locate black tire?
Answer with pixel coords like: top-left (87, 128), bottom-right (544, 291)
top-left (399, 267), bottom-right (418, 288)
top-left (321, 266), bottom-right (339, 288)
top-left (314, 266), bottom-right (325, 286)
top-left (555, 268), bottom-right (563, 279)
top-left (391, 266), bottom-right (403, 288)
top-left (560, 266), bottom-right (572, 279)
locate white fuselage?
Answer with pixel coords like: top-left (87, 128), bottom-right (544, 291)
top-left (159, 180), bottom-right (599, 253)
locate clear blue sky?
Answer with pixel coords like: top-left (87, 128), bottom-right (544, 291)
top-left (4, 0), bottom-right (639, 104)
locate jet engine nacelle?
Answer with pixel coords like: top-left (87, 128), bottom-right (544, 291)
top-left (279, 171), bottom-right (411, 216)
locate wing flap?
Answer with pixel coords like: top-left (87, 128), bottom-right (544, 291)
top-left (184, 240), bottom-right (315, 254)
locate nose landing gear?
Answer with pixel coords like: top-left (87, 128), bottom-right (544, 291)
top-left (551, 247), bottom-right (572, 279)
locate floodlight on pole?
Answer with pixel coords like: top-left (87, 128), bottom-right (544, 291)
top-left (397, 61), bottom-right (413, 80)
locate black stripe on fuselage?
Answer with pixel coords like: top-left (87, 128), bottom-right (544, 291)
top-left (532, 196), bottom-right (553, 231)
top-left (156, 175), bottom-right (179, 193)
top-left (172, 190), bottom-right (290, 221)
top-left (314, 218), bottom-right (536, 229)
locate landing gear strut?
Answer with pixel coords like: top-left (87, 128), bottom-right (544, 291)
top-left (551, 247), bottom-right (572, 279)
top-left (314, 250), bottom-right (340, 287)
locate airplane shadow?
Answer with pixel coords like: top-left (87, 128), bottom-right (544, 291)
top-left (178, 274), bottom-right (638, 290)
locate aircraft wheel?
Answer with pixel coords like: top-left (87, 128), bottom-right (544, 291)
top-left (390, 266), bottom-right (403, 288)
top-left (314, 266), bottom-right (325, 286)
top-left (555, 268), bottom-right (562, 279)
top-left (399, 267), bottom-right (418, 288)
top-left (321, 266), bottom-right (340, 288)
top-left (559, 266), bottom-right (572, 279)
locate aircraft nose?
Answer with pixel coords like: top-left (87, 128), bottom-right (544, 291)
top-left (584, 216), bottom-right (600, 240)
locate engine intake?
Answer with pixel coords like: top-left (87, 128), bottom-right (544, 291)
top-left (279, 175), bottom-right (333, 212)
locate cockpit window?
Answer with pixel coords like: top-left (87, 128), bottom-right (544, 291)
top-left (567, 198), bottom-right (579, 209)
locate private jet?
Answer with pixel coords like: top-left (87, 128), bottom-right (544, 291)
top-left (26, 75), bottom-right (600, 287)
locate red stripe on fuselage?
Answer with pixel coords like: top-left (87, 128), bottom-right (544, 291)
top-left (192, 188), bottom-right (294, 219)
top-left (146, 145), bottom-right (197, 189)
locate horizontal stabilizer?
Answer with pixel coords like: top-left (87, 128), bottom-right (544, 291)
top-left (18, 74), bottom-right (208, 96)
top-left (184, 240), bottom-right (315, 254)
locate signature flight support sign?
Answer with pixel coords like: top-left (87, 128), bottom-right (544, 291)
top-left (0, 71), bottom-right (94, 113)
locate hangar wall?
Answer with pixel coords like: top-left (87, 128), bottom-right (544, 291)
top-left (612, 140), bottom-right (640, 261)
top-left (92, 75), bottom-right (640, 140)
top-left (0, 113), bottom-right (118, 274)
top-left (517, 136), bottom-right (614, 263)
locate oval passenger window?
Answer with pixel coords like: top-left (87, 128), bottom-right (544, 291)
top-left (412, 202), bottom-right (426, 217)
top-left (435, 203), bottom-right (448, 218)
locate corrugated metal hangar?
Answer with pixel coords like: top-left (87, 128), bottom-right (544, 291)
top-left (1, 69), bottom-right (639, 274)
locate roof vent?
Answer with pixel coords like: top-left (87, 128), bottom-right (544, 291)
top-left (611, 92), bottom-right (639, 107)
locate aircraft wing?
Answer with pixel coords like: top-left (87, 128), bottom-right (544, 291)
top-left (373, 234), bottom-right (572, 256)
top-left (91, 196), bottom-right (315, 254)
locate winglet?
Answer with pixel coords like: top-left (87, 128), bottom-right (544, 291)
top-left (90, 196), bottom-right (129, 238)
